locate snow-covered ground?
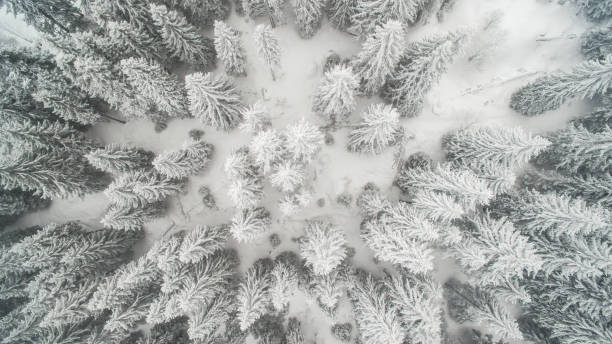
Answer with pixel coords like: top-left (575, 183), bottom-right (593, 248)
top-left (7, 1), bottom-right (594, 342)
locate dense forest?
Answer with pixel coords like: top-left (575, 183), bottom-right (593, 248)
top-left (0, 0), bottom-right (611, 343)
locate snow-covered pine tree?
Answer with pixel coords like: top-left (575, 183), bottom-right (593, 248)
top-left (349, 0), bottom-right (424, 38)
top-left (443, 126), bottom-right (551, 168)
top-left (0, 150), bottom-right (106, 199)
top-left (249, 129), bottom-right (286, 173)
top-left (469, 160), bottom-right (517, 196)
top-left (294, 0), bottom-right (325, 38)
top-left (104, 170), bottom-right (184, 208)
top-left (120, 57), bottom-right (189, 119)
top-left (382, 30), bottom-right (469, 117)
top-left (149, 4), bottom-right (216, 67)
top-left (312, 64), bottom-right (359, 124)
top-left (254, 24), bottom-right (281, 80)
top-left (106, 20), bottom-right (162, 61)
top-left (347, 104), bottom-right (403, 154)
top-left (3, 0), bottom-right (84, 35)
top-left (570, 0), bottom-right (612, 21)
top-left (349, 272), bottom-right (405, 344)
top-left (178, 0), bottom-right (230, 27)
top-left (214, 20), bottom-right (247, 76)
top-left (300, 219), bottom-right (346, 275)
top-left (178, 225), bottom-right (228, 264)
top-left (185, 72), bottom-right (244, 130)
top-left (188, 293), bottom-right (234, 341)
top-left (89, 0), bottom-right (157, 35)
top-left (411, 190), bottom-right (464, 225)
top-left (284, 118), bottom-right (324, 163)
top-left (230, 207), bottom-right (271, 243)
top-left (225, 147), bottom-right (265, 208)
top-left (101, 201), bottom-right (165, 231)
top-left (86, 144), bottom-right (153, 174)
top-left (326, 0), bottom-right (357, 30)
top-left (0, 190), bottom-right (48, 219)
top-left (581, 24), bottom-right (612, 61)
top-left (278, 188), bottom-right (313, 217)
top-left (0, 117), bottom-right (94, 153)
top-left (510, 56), bottom-right (612, 116)
top-left (237, 262), bottom-right (272, 331)
top-left (535, 123), bottom-right (612, 175)
top-left (286, 317), bottom-right (305, 344)
top-left (269, 262), bottom-right (298, 311)
top-left (453, 214), bottom-right (542, 288)
top-left (153, 140), bottom-right (214, 179)
top-left (396, 163), bottom-right (493, 207)
top-left (309, 267), bottom-right (347, 314)
top-left (385, 273), bottom-right (443, 344)
top-left (239, 101), bottom-right (272, 134)
top-left (269, 161), bottom-right (305, 192)
top-left (351, 20), bottom-right (404, 95)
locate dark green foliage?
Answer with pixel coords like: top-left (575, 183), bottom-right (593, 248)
top-left (581, 24), bottom-right (612, 61)
top-left (141, 316), bottom-right (192, 344)
top-left (0, 189), bottom-right (49, 218)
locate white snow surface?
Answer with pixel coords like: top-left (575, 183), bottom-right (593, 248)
top-left (8, 0), bottom-right (594, 342)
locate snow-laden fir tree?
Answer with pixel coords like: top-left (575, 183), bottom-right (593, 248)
top-left (106, 20), bottom-right (162, 61)
top-left (510, 56), bottom-right (612, 116)
top-left (570, 0), bottom-right (612, 21)
top-left (104, 170), bottom-right (183, 208)
top-left (177, 0), bottom-right (229, 27)
top-left (535, 123), bottom-right (611, 175)
top-left (153, 140), bottom-right (214, 179)
top-left (230, 207), bottom-right (271, 243)
top-left (326, 0), bottom-right (357, 30)
top-left (312, 64), bottom-right (359, 124)
top-left (469, 160), bottom-right (517, 195)
top-left (382, 30), bottom-right (469, 117)
top-left (89, 0), bottom-right (156, 34)
top-left (3, 0), bottom-right (84, 35)
top-left (120, 57), bottom-right (189, 119)
top-left (0, 190), bottom-right (48, 218)
top-left (300, 219), bottom-right (346, 275)
top-left (101, 201), bottom-right (165, 231)
top-left (347, 104), bottom-right (403, 154)
top-left (278, 188), bottom-right (313, 217)
top-left (269, 262), bottom-right (298, 311)
top-left (349, 272), bottom-right (405, 344)
top-left (286, 317), bottom-right (305, 344)
top-left (0, 117), bottom-right (93, 153)
top-left (0, 150), bottom-right (106, 199)
top-left (294, 0), bottom-right (325, 38)
top-left (385, 273), bottom-right (443, 344)
top-left (149, 4), bottom-right (216, 67)
top-left (239, 101), bottom-right (272, 134)
top-left (188, 293), bottom-right (234, 341)
top-left (178, 225), bottom-right (228, 264)
top-left (396, 163), bottom-right (493, 208)
top-left (310, 268), bottom-right (347, 314)
top-left (453, 214), bottom-right (542, 289)
top-left (237, 262), bottom-right (272, 331)
top-left (225, 147), bottom-right (265, 208)
top-left (185, 72), bottom-right (244, 130)
top-left (411, 190), bottom-right (464, 225)
top-left (443, 126), bottom-right (551, 168)
top-left (269, 161), bottom-right (305, 192)
top-left (284, 118), bottom-right (324, 163)
top-left (581, 24), bottom-right (612, 61)
top-left (249, 129), bottom-right (286, 173)
top-left (511, 190), bottom-right (611, 239)
top-left (86, 144), bottom-right (153, 174)
top-left (214, 20), bottom-right (247, 76)
top-left (351, 20), bottom-right (404, 95)
top-left (349, 0), bottom-right (424, 38)
top-left (254, 24), bottom-right (281, 80)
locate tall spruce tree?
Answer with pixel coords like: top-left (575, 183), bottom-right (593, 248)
top-left (312, 64), bottom-right (359, 124)
top-left (104, 170), bottom-right (184, 208)
top-left (581, 24), bottom-right (612, 61)
top-left (214, 21), bottom-right (247, 76)
top-left (349, 0), bottom-right (424, 38)
top-left (347, 104), bottom-right (404, 154)
top-left (153, 140), bottom-right (215, 179)
top-left (294, 0), bottom-right (325, 38)
top-left (300, 219), bottom-right (346, 275)
top-left (3, 0), bottom-right (83, 35)
top-left (185, 72), bottom-right (244, 130)
top-left (85, 144), bottom-right (153, 174)
top-left (254, 24), bottom-right (281, 80)
top-left (352, 20), bottom-right (404, 95)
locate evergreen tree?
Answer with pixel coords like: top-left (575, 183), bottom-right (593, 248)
top-left (149, 4), bottom-right (217, 67)
top-left (349, 0), bottom-right (424, 38)
top-left (347, 104), bottom-right (404, 154)
top-left (85, 144), bottom-right (153, 174)
top-left (188, 293), bottom-right (234, 341)
top-left (269, 262), bottom-right (298, 311)
top-left (443, 126), bottom-right (551, 168)
top-left (309, 267), bottom-right (346, 314)
top-left (89, 0), bottom-right (157, 35)
top-left (294, 0), bottom-right (325, 38)
top-left (510, 56), bottom-right (612, 116)
top-left (230, 207), bottom-right (271, 243)
top-left (3, 0), bottom-right (83, 35)
top-left (0, 150), bottom-right (106, 199)
top-left (411, 190), bottom-right (464, 225)
top-left (581, 24), bottom-right (612, 61)
top-left (349, 272), bottom-right (405, 344)
top-left (469, 160), bottom-right (517, 196)
top-left (300, 219), bottom-right (346, 275)
top-left (153, 140), bottom-right (214, 179)
top-left (106, 20), bottom-right (162, 61)
top-left (351, 20), bottom-right (404, 95)
top-left (120, 57), bottom-right (189, 119)
top-left (101, 202), bottom-right (164, 231)
top-left (312, 64), bottom-right (359, 124)
top-left (284, 118), bottom-right (324, 163)
top-left (249, 129), bottom-right (286, 173)
top-left (239, 101), bottom-right (272, 134)
top-left (104, 170), bottom-right (183, 208)
top-left (286, 317), bottom-right (305, 344)
top-left (225, 148), bottom-right (265, 208)
top-left (535, 123), bottom-right (612, 175)
top-left (278, 188), bottom-right (313, 217)
top-left (382, 30), bottom-right (468, 117)
top-left (254, 24), bottom-right (281, 80)
top-left (0, 117), bottom-right (94, 153)
top-left (396, 164), bottom-right (493, 207)
top-left (237, 262), bottom-right (272, 331)
top-left (214, 21), bottom-right (247, 76)
top-left (326, 0), bottom-right (357, 30)
top-left (178, 0), bottom-right (230, 27)
top-left (0, 189), bottom-right (49, 218)
top-left (179, 225), bottom-right (228, 264)
top-left (570, 0), bottom-right (612, 21)
top-left (185, 72), bottom-right (244, 130)
top-left (269, 161), bottom-right (305, 192)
